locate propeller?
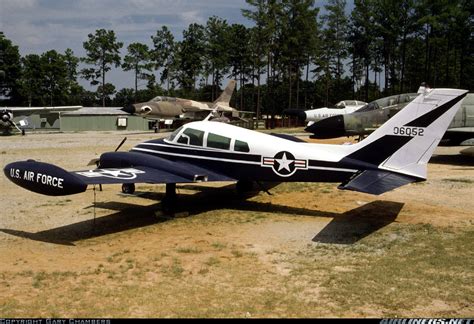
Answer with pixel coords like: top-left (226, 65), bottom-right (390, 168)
top-left (8, 120), bottom-right (23, 133)
top-left (1, 109), bottom-right (25, 135)
top-left (87, 137), bottom-right (127, 166)
top-left (114, 136), bottom-right (127, 151)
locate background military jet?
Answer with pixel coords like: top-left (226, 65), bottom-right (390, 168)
top-left (306, 90), bottom-right (474, 145)
top-left (305, 92), bottom-right (419, 139)
top-left (1, 106), bottom-right (82, 135)
top-left (121, 80), bottom-right (238, 126)
top-left (283, 100), bottom-right (367, 126)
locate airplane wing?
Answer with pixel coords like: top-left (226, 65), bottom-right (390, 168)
top-left (8, 106), bottom-right (82, 114)
top-left (4, 153), bottom-right (235, 196)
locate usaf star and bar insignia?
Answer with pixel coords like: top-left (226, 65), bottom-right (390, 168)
top-left (262, 151), bottom-right (307, 177)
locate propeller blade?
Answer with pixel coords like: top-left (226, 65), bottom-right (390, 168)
top-left (115, 137), bottom-right (127, 152)
top-left (9, 120), bottom-right (23, 133)
top-left (87, 137), bottom-right (127, 166)
top-left (87, 158), bottom-right (100, 166)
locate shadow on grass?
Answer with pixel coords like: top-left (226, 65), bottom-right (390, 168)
top-left (312, 200), bottom-right (404, 244)
top-left (0, 184), bottom-right (403, 246)
top-left (429, 153), bottom-right (474, 167)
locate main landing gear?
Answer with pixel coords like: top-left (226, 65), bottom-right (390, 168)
top-left (160, 183), bottom-right (178, 214)
top-left (121, 182), bottom-right (179, 216)
top-left (121, 183), bottom-right (135, 194)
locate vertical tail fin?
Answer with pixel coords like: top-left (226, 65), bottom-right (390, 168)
top-left (343, 87), bottom-right (468, 180)
top-left (213, 80), bottom-right (236, 105)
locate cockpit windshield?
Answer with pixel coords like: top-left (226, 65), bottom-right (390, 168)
top-left (355, 93), bottom-right (417, 113)
top-left (151, 96), bottom-right (177, 102)
top-left (355, 102), bottom-right (379, 112)
top-left (166, 126), bottom-right (183, 142)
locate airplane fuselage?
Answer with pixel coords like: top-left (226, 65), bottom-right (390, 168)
top-left (126, 121), bottom-right (359, 184)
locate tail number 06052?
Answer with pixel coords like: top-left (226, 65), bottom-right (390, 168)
top-left (393, 126), bottom-right (424, 136)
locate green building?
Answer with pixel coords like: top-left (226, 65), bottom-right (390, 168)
top-left (60, 107), bottom-right (150, 132)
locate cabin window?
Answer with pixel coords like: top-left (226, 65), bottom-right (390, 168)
top-left (177, 128), bottom-right (204, 146)
top-left (207, 133), bottom-right (231, 150)
top-left (234, 140), bottom-right (249, 153)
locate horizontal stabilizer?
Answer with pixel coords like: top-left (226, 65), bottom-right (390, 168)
top-left (338, 170), bottom-right (420, 195)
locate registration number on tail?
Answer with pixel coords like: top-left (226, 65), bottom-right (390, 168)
top-left (393, 126), bottom-right (424, 136)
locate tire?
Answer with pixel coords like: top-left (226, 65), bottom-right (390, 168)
top-left (122, 183), bottom-right (135, 194)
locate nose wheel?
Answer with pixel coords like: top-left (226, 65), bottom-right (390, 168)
top-left (122, 183), bottom-right (135, 194)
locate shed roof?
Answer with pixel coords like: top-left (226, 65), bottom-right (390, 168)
top-left (62, 107), bottom-right (127, 116)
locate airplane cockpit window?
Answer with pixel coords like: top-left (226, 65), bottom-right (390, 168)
top-left (345, 100), bottom-right (357, 106)
top-left (177, 128), bottom-right (204, 146)
top-left (335, 101), bottom-right (346, 109)
top-left (207, 133), bottom-right (231, 150)
top-left (151, 96), bottom-right (177, 102)
top-left (356, 102), bottom-right (379, 112)
top-left (166, 126), bottom-right (183, 142)
top-left (354, 93), bottom-right (417, 113)
top-left (234, 140), bottom-right (250, 153)
top-left (401, 93), bottom-right (418, 103)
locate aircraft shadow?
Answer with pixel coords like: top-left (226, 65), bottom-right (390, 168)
top-left (0, 202), bottom-right (165, 246)
top-left (0, 184), bottom-right (403, 246)
top-left (312, 201), bottom-right (404, 244)
top-left (429, 153), bottom-right (474, 166)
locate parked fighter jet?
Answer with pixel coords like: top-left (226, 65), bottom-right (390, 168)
top-left (305, 92), bottom-right (419, 139)
top-left (4, 87), bottom-right (468, 213)
top-left (306, 89), bottom-right (474, 145)
top-left (283, 100), bottom-right (367, 126)
top-left (1, 106), bottom-right (82, 135)
top-left (121, 80), bottom-right (238, 125)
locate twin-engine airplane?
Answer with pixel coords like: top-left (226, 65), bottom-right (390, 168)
top-left (3, 87), bottom-right (468, 209)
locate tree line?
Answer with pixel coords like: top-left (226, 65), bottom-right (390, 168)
top-left (1, 0), bottom-right (472, 119)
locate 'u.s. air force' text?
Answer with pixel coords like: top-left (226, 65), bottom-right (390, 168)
top-left (9, 169), bottom-right (64, 188)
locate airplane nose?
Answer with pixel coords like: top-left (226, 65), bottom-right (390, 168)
top-left (282, 109), bottom-right (307, 120)
top-left (305, 115), bottom-right (345, 139)
top-left (121, 104), bottom-right (136, 115)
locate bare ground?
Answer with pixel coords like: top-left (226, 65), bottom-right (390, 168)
top-left (0, 130), bottom-right (473, 318)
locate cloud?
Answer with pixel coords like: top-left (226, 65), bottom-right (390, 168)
top-left (0, 0), bottom-right (250, 90)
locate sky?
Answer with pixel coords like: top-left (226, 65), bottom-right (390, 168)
top-left (0, 0), bottom-right (341, 92)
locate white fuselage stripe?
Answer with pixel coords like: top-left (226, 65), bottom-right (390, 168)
top-left (132, 147), bottom-right (261, 165)
top-left (308, 166), bottom-right (357, 173)
top-left (132, 147), bottom-right (357, 173)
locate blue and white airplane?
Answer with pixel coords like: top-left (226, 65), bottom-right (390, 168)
top-left (3, 87), bottom-right (468, 208)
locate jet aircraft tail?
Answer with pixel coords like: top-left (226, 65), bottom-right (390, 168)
top-left (338, 86), bottom-right (468, 194)
top-left (213, 80), bottom-right (236, 106)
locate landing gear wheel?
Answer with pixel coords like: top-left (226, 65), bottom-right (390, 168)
top-left (122, 183), bottom-right (135, 194)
